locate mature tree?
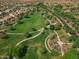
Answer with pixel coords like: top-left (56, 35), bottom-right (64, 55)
top-left (25, 32), bottom-right (32, 38)
top-left (8, 47), bottom-right (15, 59)
top-left (54, 24), bottom-right (61, 30)
top-left (53, 4), bottom-right (63, 12)
top-left (69, 35), bottom-right (77, 42)
top-left (2, 34), bottom-right (10, 39)
top-left (18, 21), bottom-right (24, 24)
top-left (50, 25), bottom-right (55, 31)
top-left (72, 37), bottom-right (79, 48)
top-left (9, 54), bottom-right (13, 59)
top-left (42, 48), bottom-right (48, 54)
top-left (31, 28), bottom-right (37, 31)
top-left (10, 27), bottom-right (16, 31)
top-left (17, 46), bottom-right (28, 58)
top-left (24, 14), bottom-right (30, 18)
top-left (35, 2), bottom-right (47, 11)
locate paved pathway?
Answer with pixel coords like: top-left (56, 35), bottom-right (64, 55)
top-left (44, 34), bottom-right (52, 53)
top-left (16, 28), bottom-right (44, 47)
top-left (6, 32), bottom-right (24, 35)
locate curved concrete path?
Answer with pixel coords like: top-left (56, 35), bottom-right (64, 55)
top-left (44, 34), bottom-right (52, 53)
top-left (16, 28), bottom-right (44, 47)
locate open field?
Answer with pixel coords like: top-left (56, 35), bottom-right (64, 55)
top-left (0, 11), bottom-right (47, 58)
top-left (8, 12), bottom-right (45, 33)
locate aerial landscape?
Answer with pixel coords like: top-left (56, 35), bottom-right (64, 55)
top-left (0, 0), bottom-right (79, 59)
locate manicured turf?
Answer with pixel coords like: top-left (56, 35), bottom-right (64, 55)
top-left (62, 49), bottom-right (77, 59)
top-left (9, 12), bottom-right (45, 33)
top-left (0, 12), bottom-right (46, 56)
top-left (0, 34), bottom-right (25, 55)
top-left (23, 48), bottom-right (38, 59)
top-left (18, 30), bottom-right (55, 59)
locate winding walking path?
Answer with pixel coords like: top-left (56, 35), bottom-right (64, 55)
top-left (16, 28), bottom-right (44, 47)
top-left (44, 34), bottom-right (52, 53)
top-left (6, 32), bottom-right (24, 35)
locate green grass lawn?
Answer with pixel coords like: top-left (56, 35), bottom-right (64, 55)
top-left (9, 12), bottom-right (45, 33)
top-left (23, 48), bottom-right (38, 59)
top-left (0, 30), bottom-right (41, 55)
top-left (0, 5), bottom-right (78, 59)
top-left (0, 34), bottom-right (25, 55)
top-left (0, 11), bottom-right (47, 56)
top-left (62, 49), bottom-right (77, 59)
top-left (16, 29), bottom-right (56, 59)
top-left (22, 47), bottom-right (53, 59)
